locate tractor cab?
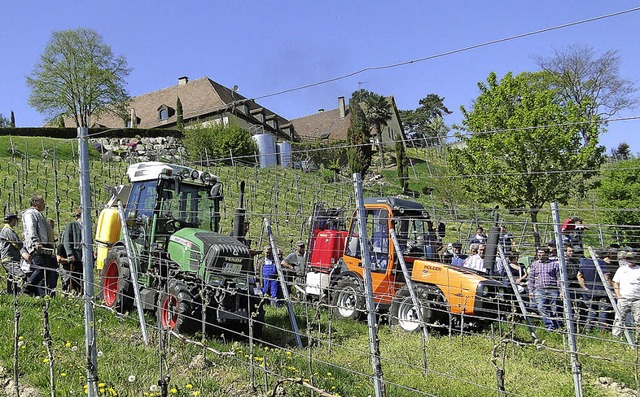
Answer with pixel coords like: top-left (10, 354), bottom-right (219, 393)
top-left (340, 197), bottom-right (443, 305)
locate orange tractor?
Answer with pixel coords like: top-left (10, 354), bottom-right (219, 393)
top-left (304, 197), bottom-right (511, 331)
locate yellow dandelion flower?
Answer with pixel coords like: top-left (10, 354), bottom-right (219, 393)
top-left (170, 388), bottom-right (178, 394)
top-left (192, 391), bottom-right (200, 396)
top-left (18, 335), bottom-right (24, 341)
top-left (65, 341), bottom-right (71, 348)
top-left (98, 383), bottom-right (106, 388)
top-left (327, 372), bottom-right (332, 376)
top-left (61, 372), bottom-right (67, 377)
top-left (185, 384), bottom-right (193, 390)
top-left (43, 358), bottom-right (49, 364)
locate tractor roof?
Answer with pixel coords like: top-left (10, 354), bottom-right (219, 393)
top-left (364, 197), bottom-right (426, 211)
top-left (126, 162), bottom-right (218, 184)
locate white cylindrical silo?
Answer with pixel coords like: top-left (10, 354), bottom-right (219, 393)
top-left (252, 133), bottom-right (277, 168)
top-left (277, 141), bottom-right (292, 167)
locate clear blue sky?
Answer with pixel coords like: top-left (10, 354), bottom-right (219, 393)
top-left (1, 1), bottom-right (638, 153)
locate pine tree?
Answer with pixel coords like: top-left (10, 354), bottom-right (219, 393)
top-left (347, 100), bottom-right (372, 176)
top-left (176, 96), bottom-right (184, 130)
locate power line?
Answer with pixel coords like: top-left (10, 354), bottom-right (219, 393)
top-left (251, 6), bottom-right (640, 101)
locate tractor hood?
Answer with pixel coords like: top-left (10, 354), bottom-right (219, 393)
top-left (167, 228), bottom-right (253, 276)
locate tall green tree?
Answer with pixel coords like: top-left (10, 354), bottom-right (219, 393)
top-left (9, 111), bottom-right (15, 128)
top-left (597, 158), bottom-right (640, 247)
top-left (449, 71), bottom-right (605, 247)
top-left (400, 94), bottom-right (451, 147)
top-left (534, 45), bottom-right (638, 145)
top-left (363, 94), bottom-right (392, 168)
top-left (396, 136), bottom-right (409, 191)
top-left (346, 99), bottom-right (372, 176)
top-left (26, 28), bottom-right (131, 128)
top-left (176, 96), bottom-right (184, 130)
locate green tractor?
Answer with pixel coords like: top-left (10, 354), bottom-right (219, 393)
top-left (95, 162), bottom-right (264, 337)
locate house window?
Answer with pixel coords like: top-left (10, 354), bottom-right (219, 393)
top-left (159, 108), bottom-right (168, 120)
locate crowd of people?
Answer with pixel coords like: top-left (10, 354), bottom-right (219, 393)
top-left (0, 194), bottom-right (84, 298)
top-left (440, 221), bottom-right (638, 334)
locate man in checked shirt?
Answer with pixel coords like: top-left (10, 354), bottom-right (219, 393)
top-left (528, 247), bottom-right (561, 330)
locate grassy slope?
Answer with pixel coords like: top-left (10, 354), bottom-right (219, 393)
top-left (0, 137), bottom-right (629, 396)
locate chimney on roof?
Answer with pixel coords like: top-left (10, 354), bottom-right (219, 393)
top-left (178, 76), bottom-right (189, 86)
top-left (338, 96), bottom-right (346, 118)
top-left (318, 108), bottom-right (324, 113)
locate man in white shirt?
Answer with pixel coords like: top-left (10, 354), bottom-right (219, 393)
top-left (612, 251), bottom-right (640, 337)
top-left (463, 243), bottom-right (487, 273)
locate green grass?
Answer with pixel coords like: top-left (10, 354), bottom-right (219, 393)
top-left (1, 293), bottom-right (634, 396)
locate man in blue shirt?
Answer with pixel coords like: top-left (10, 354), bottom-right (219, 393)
top-left (577, 254), bottom-right (612, 332)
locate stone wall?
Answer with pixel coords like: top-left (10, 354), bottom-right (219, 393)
top-left (91, 136), bottom-right (188, 163)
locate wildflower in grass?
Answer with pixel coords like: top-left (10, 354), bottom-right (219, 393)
top-left (128, 375), bottom-right (136, 383)
top-left (192, 391), bottom-right (200, 396)
top-left (327, 372), bottom-right (332, 376)
top-left (17, 341), bottom-right (24, 347)
top-left (170, 388), bottom-right (178, 394)
top-left (65, 341), bottom-right (71, 348)
top-left (97, 351), bottom-right (104, 357)
top-left (18, 335), bottom-right (24, 341)
top-left (107, 387), bottom-right (117, 396)
top-left (43, 358), bottom-right (50, 364)
top-left (72, 346), bottom-right (78, 352)
top-left (186, 383), bottom-right (193, 389)
top-left (99, 383), bottom-right (106, 388)
top-left (61, 372), bottom-right (67, 377)
top-left (149, 384), bottom-right (160, 392)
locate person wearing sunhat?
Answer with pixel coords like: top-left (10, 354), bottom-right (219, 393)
top-left (612, 251), bottom-right (640, 337)
top-left (0, 213), bottom-right (26, 294)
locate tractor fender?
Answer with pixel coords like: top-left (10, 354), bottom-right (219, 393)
top-left (329, 270), bottom-right (364, 291)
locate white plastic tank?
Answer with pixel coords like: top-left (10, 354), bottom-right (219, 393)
top-left (252, 133), bottom-right (277, 168)
top-left (277, 141), bottom-right (292, 167)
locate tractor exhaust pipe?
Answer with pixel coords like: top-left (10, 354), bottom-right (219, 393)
top-left (232, 181), bottom-right (246, 239)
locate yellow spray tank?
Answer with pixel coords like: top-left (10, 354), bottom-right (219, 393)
top-left (95, 207), bottom-right (122, 269)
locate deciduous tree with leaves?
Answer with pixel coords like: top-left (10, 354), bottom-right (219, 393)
top-left (449, 71), bottom-right (605, 247)
top-left (26, 28), bottom-right (131, 128)
top-left (598, 157), bottom-right (640, 247)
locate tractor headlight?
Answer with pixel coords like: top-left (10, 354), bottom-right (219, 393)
top-left (191, 170), bottom-right (199, 180)
top-left (497, 288), bottom-right (506, 300)
top-left (200, 171), bottom-right (211, 183)
top-left (180, 169), bottom-right (190, 179)
top-left (482, 285), bottom-right (490, 296)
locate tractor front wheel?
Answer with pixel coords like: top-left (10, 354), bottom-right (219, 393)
top-left (390, 286), bottom-right (432, 332)
top-left (100, 247), bottom-right (133, 313)
top-left (157, 280), bottom-right (199, 335)
top-left (331, 277), bottom-right (364, 321)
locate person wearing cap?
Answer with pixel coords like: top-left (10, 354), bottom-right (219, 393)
top-left (612, 251), bottom-right (640, 337)
top-left (282, 241), bottom-right (306, 292)
top-left (0, 213), bottom-right (27, 294)
top-left (60, 207), bottom-right (84, 294)
top-left (22, 194), bottom-right (57, 297)
top-left (444, 242), bottom-right (467, 266)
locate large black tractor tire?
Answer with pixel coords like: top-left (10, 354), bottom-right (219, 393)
top-left (390, 285), bottom-right (450, 334)
top-left (157, 279), bottom-right (199, 335)
top-left (390, 286), bottom-right (431, 332)
top-left (331, 277), bottom-right (365, 321)
top-left (100, 247), bottom-right (134, 313)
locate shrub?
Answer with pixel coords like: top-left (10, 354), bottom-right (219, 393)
top-left (183, 123), bottom-right (257, 164)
